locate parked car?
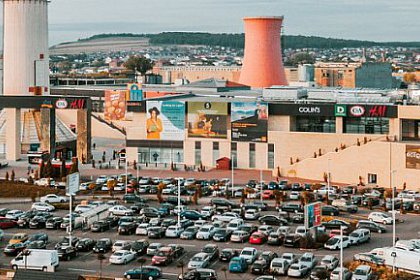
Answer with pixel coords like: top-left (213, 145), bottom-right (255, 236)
top-left (320, 255), bottom-right (339, 270)
top-left (240, 247), bottom-right (258, 264)
top-left (124, 266), bottom-right (162, 280)
top-left (91, 221), bottom-right (111, 232)
top-left (219, 248), bottom-right (238, 262)
top-left (130, 240), bottom-right (149, 256)
top-left (353, 253), bottom-right (385, 265)
top-left (45, 217), bottom-right (63, 230)
top-left (148, 227), bottom-right (166, 239)
top-left (229, 256), bottom-right (248, 273)
top-left (181, 226), bottom-right (199, 240)
top-left (152, 246), bottom-right (175, 266)
top-left (249, 232), bottom-right (267, 245)
top-left (322, 206), bottom-right (340, 216)
top-left (230, 230), bottom-right (250, 243)
top-left (310, 265), bottom-right (330, 280)
top-left (357, 220), bottom-right (386, 233)
top-left (31, 202), bottom-right (55, 212)
top-left (40, 194), bottom-right (68, 204)
top-left (57, 246), bottom-right (78, 261)
top-left (352, 265), bottom-right (373, 280)
top-left (188, 252), bottom-right (210, 270)
top-left (109, 205), bottom-right (134, 216)
top-left (3, 243), bottom-right (26, 256)
top-left (213, 229), bottom-right (231, 242)
top-left (278, 203), bottom-right (303, 213)
top-left (298, 252), bottom-right (317, 269)
top-left (368, 212), bottom-right (393, 225)
top-left (93, 238), bottom-right (112, 253)
top-left (109, 250), bottom-right (136, 265)
top-left (202, 244), bottom-right (219, 261)
top-left (259, 215), bottom-right (287, 226)
top-left (5, 210), bottom-right (25, 221)
top-left (178, 268), bottom-right (217, 280)
top-left (324, 236), bottom-right (350, 250)
top-left (284, 234), bottom-right (301, 248)
top-left (196, 225), bottom-right (216, 240)
top-left (76, 238), bottom-right (96, 252)
top-left (288, 263), bottom-right (310, 278)
top-left (331, 267), bottom-right (352, 280)
top-left (332, 199), bottom-right (358, 213)
top-left (349, 229), bottom-right (371, 245)
top-left (165, 225), bottom-right (184, 238)
top-left (270, 258), bottom-right (290, 275)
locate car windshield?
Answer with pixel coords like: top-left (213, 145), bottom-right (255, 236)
top-left (242, 250), bottom-right (253, 255)
top-left (203, 247), bottom-right (214, 253)
top-left (192, 256), bottom-right (203, 261)
top-left (201, 228), bottom-right (210, 232)
top-left (290, 264), bottom-right (300, 269)
top-left (185, 228), bottom-right (196, 233)
top-left (326, 238), bottom-right (339, 245)
top-left (301, 257), bottom-right (311, 262)
top-left (354, 269), bottom-right (367, 275)
top-left (113, 252), bottom-right (124, 256)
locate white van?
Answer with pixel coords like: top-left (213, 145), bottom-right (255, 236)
top-left (11, 249), bottom-right (59, 272)
top-left (270, 257), bottom-right (290, 275)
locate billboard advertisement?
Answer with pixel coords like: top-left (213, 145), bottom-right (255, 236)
top-left (104, 90), bottom-right (127, 120)
top-left (187, 102), bottom-right (228, 138)
top-left (231, 102), bottom-right (268, 142)
top-left (146, 101), bottom-right (185, 140)
top-left (406, 145), bottom-right (420, 170)
top-left (304, 202), bottom-right (322, 229)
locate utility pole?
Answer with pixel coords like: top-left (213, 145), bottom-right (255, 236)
top-left (177, 179), bottom-right (181, 226)
top-left (260, 168), bottom-right (263, 202)
top-left (340, 225), bottom-right (344, 280)
top-left (391, 170), bottom-right (396, 246)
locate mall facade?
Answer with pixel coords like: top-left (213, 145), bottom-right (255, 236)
top-left (123, 83), bottom-right (420, 189)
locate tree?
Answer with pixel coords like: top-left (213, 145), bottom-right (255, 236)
top-left (45, 159), bottom-right (53, 178)
top-left (60, 159), bottom-right (67, 179)
top-left (68, 158), bottom-right (79, 175)
top-left (286, 52), bottom-right (315, 66)
top-left (11, 170), bottom-right (15, 182)
top-left (5, 171), bottom-right (9, 181)
top-left (157, 182), bottom-right (165, 203)
top-left (403, 72), bottom-right (416, 83)
top-left (39, 161), bottom-right (45, 178)
top-left (124, 55), bottom-right (153, 76)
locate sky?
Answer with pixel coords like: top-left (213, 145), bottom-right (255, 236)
top-left (3, 0), bottom-right (420, 46)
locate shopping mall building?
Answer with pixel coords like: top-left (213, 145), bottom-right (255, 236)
top-left (122, 80), bottom-right (420, 189)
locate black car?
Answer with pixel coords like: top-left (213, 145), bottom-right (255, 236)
top-left (141, 207), bottom-right (162, 218)
top-left (131, 240), bottom-right (149, 256)
top-left (310, 265), bottom-right (330, 280)
top-left (123, 194), bottom-right (142, 203)
top-left (58, 246), bottom-right (78, 261)
top-left (26, 240), bottom-right (47, 249)
top-left (202, 244), bottom-right (219, 261)
top-left (212, 229), bottom-right (231, 242)
top-left (118, 222), bottom-right (137, 235)
top-left (148, 227), bottom-right (165, 239)
top-left (362, 197), bottom-right (381, 207)
top-left (322, 206), bottom-right (340, 216)
top-left (279, 203), bottom-right (303, 213)
top-left (76, 238), bottom-right (96, 252)
top-left (210, 198), bottom-right (238, 208)
top-left (3, 243), bottom-right (26, 256)
top-left (284, 234), bottom-right (301, 248)
top-left (130, 202), bottom-right (149, 214)
top-left (292, 213), bottom-right (304, 224)
top-left (0, 208), bottom-right (10, 217)
top-left (259, 215), bottom-right (288, 226)
top-left (168, 244), bottom-right (184, 258)
top-left (16, 211), bottom-right (38, 228)
top-left (219, 248), bottom-right (239, 262)
top-left (54, 236), bottom-right (79, 249)
top-left (91, 221), bottom-right (110, 232)
top-left (321, 219), bottom-right (351, 230)
top-left (180, 210), bottom-right (204, 221)
top-left (166, 196), bottom-right (188, 205)
top-left (267, 232), bottom-right (285, 246)
top-left (45, 217), bottom-right (63, 229)
top-left (93, 238), bottom-right (113, 253)
top-left (104, 216), bottom-right (119, 227)
top-left (29, 216), bottom-right (47, 229)
top-left (161, 219), bottom-right (177, 228)
top-left (251, 260), bottom-right (268, 275)
top-left (403, 201), bottom-right (414, 211)
top-left (357, 221), bottom-right (386, 233)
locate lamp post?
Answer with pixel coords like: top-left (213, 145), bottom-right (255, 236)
top-left (177, 178), bottom-right (181, 226)
top-left (340, 225), bottom-right (344, 280)
top-left (391, 170), bottom-right (396, 246)
top-left (327, 158), bottom-right (331, 204)
top-left (231, 150), bottom-right (234, 198)
top-left (260, 168), bottom-right (263, 203)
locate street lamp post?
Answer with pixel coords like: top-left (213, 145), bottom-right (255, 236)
top-left (177, 178), bottom-right (181, 227)
top-left (260, 168), bottom-right (263, 203)
top-left (340, 225), bottom-right (344, 280)
top-left (391, 170), bottom-right (397, 246)
top-left (231, 151), bottom-right (234, 198)
top-left (327, 158), bottom-right (331, 204)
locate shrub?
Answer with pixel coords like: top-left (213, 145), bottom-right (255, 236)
top-left (299, 234), bottom-right (315, 249)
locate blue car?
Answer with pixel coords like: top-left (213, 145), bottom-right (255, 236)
top-left (124, 266), bottom-right (162, 279)
top-left (229, 256), bottom-right (248, 273)
top-left (180, 210), bottom-right (204, 221)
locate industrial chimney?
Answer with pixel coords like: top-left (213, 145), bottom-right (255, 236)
top-left (3, 0), bottom-right (50, 96)
top-left (239, 16), bottom-right (288, 88)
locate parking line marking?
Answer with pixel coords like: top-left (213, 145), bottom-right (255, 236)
top-left (68, 268), bottom-right (97, 273)
top-left (163, 273), bottom-right (178, 276)
top-left (177, 244), bottom-right (196, 248)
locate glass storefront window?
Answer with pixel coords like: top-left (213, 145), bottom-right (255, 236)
top-left (402, 119), bottom-right (420, 141)
top-left (293, 116), bottom-right (336, 133)
top-left (137, 147), bottom-right (183, 164)
top-left (344, 117), bottom-right (389, 134)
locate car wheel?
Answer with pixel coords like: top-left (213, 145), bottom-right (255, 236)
top-left (331, 212), bottom-right (335, 216)
top-left (45, 200), bottom-right (49, 203)
top-left (378, 230), bottom-right (382, 233)
top-left (124, 259), bottom-right (128, 265)
top-left (12, 265), bottom-right (18, 270)
top-left (126, 275), bottom-right (131, 279)
top-left (369, 218), bottom-right (373, 222)
top-left (383, 220), bottom-right (387, 225)
top-left (148, 277), bottom-right (153, 280)
top-left (60, 200), bottom-right (64, 203)
top-left (67, 256), bottom-right (71, 261)
top-left (42, 267), bottom-right (47, 272)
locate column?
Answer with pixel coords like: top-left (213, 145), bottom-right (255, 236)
top-left (77, 108), bottom-right (91, 164)
top-left (5, 108), bottom-right (21, 161)
top-left (40, 108), bottom-right (56, 156)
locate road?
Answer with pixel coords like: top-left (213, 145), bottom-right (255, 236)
top-left (0, 198), bottom-right (418, 279)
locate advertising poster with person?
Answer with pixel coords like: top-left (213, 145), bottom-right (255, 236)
top-left (104, 90), bottom-right (127, 120)
top-left (146, 101), bottom-right (185, 140)
top-left (231, 102), bottom-right (268, 142)
top-left (187, 102), bottom-right (228, 139)
top-left (406, 145), bottom-right (420, 169)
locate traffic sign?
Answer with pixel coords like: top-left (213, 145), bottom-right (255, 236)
top-left (66, 172), bottom-right (80, 196)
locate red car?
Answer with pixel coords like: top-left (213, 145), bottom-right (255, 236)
top-left (249, 232), bottom-right (267, 245)
top-left (0, 217), bottom-right (16, 229)
top-left (151, 247), bottom-right (174, 266)
top-left (262, 190), bottom-right (273, 199)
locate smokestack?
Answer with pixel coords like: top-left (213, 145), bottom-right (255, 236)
top-left (3, 0), bottom-right (50, 96)
top-left (239, 16), bottom-right (288, 88)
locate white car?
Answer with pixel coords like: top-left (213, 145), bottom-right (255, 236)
top-left (244, 209), bottom-right (260, 220)
top-left (174, 205), bottom-right (188, 215)
top-left (277, 226), bottom-right (292, 236)
top-left (352, 265), bottom-right (373, 280)
top-left (315, 187), bottom-right (337, 196)
top-left (200, 206), bottom-right (215, 218)
top-left (96, 175), bottom-right (108, 184)
top-left (109, 205), bottom-right (134, 216)
top-left (349, 229), bottom-right (371, 245)
top-left (282, 252), bottom-right (297, 265)
top-left (240, 247), bottom-right (258, 264)
top-left (34, 178), bottom-right (55, 187)
top-left (184, 178), bottom-right (196, 187)
top-left (5, 210), bottom-right (25, 220)
top-left (31, 202), bottom-right (55, 212)
top-left (114, 183), bottom-right (126, 191)
top-left (368, 212), bottom-right (393, 225)
top-left (194, 220), bottom-right (207, 228)
top-left (165, 225), bottom-right (184, 238)
top-left (258, 225), bottom-right (274, 236)
top-left (320, 255), bottom-right (339, 270)
top-left (136, 223), bottom-right (149, 235)
top-left (109, 250), bottom-right (135, 265)
top-left (324, 235), bottom-right (350, 250)
top-left (196, 225), bottom-right (216, 240)
top-left (112, 240), bottom-right (132, 252)
top-left (331, 267), bottom-right (352, 280)
top-left (298, 252), bottom-right (317, 269)
top-left (0, 229), bottom-right (4, 241)
top-left (211, 212), bottom-right (240, 222)
top-left (188, 252), bottom-right (210, 269)
top-left (79, 182), bottom-right (93, 191)
top-left (288, 263), bottom-right (310, 277)
top-left (40, 194), bottom-right (68, 204)
top-left (146, 243), bottom-right (162, 256)
top-left (289, 191), bottom-right (300, 200)
top-left (74, 205), bottom-right (94, 214)
top-left (295, 226), bottom-right (309, 237)
top-left (226, 219), bottom-right (244, 232)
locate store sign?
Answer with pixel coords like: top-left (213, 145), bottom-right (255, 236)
top-left (334, 105), bottom-right (347, 117)
top-left (349, 105), bottom-right (365, 117)
top-left (406, 145), bottom-right (420, 170)
top-left (55, 99), bottom-right (68, 109)
top-left (367, 105), bottom-right (387, 117)
top-left (298, 106), bottom-right (321, 114)
top-left (271, 104), bottom-right (335, 116)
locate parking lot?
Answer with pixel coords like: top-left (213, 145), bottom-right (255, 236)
top-left (1, 190), bottom-right (418, 280)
